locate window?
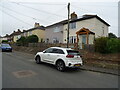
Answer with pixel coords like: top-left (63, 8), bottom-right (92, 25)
top-left (53, 37), bottom-right (59, 43)
top-left (44, 48), bottom-right (53, 53)
top-left (29, 31), bottom-right (32, 35)
top-left (70, 22), bottom-right (76, 29)
top-left (54, 27), bottom-right (60, 32)
top-left (102, 26), bottom-right (104, 35)
top-left (69, 36), bottom-right (76, 43)
top-left (52, 49), bottom-right (64, 54)
top-left (44, 48), bottom-right (64, 54)
top-left (67, 50), bottom-right (80, 55)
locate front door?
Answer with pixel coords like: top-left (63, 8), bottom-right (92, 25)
top-left (82, 35), bottom-right (86, 44)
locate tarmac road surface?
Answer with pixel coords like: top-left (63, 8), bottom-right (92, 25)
top-left (2, 51), bottom-right (118, 88)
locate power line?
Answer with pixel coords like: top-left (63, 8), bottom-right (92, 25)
top-left (71, 3), bottom-right (118, 7)
top-left (0, 4), bottom-right (51, 23)
top-left (71, 4), bottom-right (106, 17)
top-left (0, 9), bottom-right (32, 27)
top-left (19, 2), bottom-right (66, 5)
top-left (45, 5), bottom-right (67, 21)
top-left (10, 2), bottom-right (67, 18)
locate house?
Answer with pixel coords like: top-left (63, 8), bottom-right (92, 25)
top-left (45, 12), bottom-right (110, 46)
top-left (0, 35), bottom-right (8, 43)
top-left (22, 23), bottom-right (45, 42)
top-left (45, 20), bottom-right (67, 43)
top-left (63, 12), bottom-right (110, 48)
top-left (9, 29), bottom-right (22, 43)
top-left (13, 29), bottom-right (22, 42)
top-left (0, 34), bottom-right (11, 43)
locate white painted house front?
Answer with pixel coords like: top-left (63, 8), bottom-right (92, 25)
top-left (63, 14), bottom-right (110, 47)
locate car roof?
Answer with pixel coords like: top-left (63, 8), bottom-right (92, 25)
top-left (50, 47), bottom-right (73, 50)
top-left (1, 43), bottom-right (10, 45)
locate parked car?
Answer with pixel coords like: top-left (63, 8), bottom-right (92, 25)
top-left (35, 47), bottom-right (83, 71)
top-left (0, 43), bottom-right (12, 52)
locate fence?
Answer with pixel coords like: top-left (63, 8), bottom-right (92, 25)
top-left (28, 43), bottom-right (75, 49)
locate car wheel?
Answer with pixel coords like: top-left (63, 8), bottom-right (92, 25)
top-left (56, 61), bottom-right (65, 71)
top-left (36, 56), bottom-right (41, 64)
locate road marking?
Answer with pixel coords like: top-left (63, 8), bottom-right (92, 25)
top-left (12, 70), bottom-right (37, 78)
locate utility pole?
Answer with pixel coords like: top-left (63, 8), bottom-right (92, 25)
top-left (67, 2), bottom-right (70, 48)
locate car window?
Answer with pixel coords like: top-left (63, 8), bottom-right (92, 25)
top-left (67, 50), bottom-right (80, 55)
top-left (1, 44), bottom-right (10, 47)
top-left (52, 49), bottom-right (64, 54)
top-left (44, 48), bottom-right (54, 53)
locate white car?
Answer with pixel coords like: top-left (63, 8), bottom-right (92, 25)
top-left (35, 47), bottom-right (83, 71)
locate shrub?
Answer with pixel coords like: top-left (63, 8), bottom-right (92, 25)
top-left (108, 33), bottom-right (117, 38)
top-left (16, 36), bottom-right (26, 46)
top-left (2, 40), bottom-right (8, 43)
top-left (106, 38), bottom-right (119, 53)
top-left (94, 37), bottom-right (120, 53)
top-left (94, 37), bottom-right (108, 53)
top-left (26, 35), bottom-right (39, 43)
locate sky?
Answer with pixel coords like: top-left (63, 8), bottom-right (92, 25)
top-left (0, 0), bottom-right (119, 37)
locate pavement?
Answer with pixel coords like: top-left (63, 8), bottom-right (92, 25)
top-left (80, 65), bottom-right (119, 76)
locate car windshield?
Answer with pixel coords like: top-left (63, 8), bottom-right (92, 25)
top-left (67, 50), bottom-right (80, 55)
top-left (1, 44), bottom-right (10, 47)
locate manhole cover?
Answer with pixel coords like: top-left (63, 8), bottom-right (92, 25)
top-left (13, 70), bottom-right (37, 78)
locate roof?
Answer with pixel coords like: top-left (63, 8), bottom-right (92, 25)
top-left (46, 20), bottom-right (68, 28)
top-left (27, 26), bottom-right (45, 32)
top-left (64, 15), bottom-right (110, 26)
top-left (50, 47), bottom-right (73, 50)
top-left (76, 28), bottom-right (95, 35)
top-left (10, 29), bottom-right (22, 36)
top-left (10, 31), bottom-right (21, 36)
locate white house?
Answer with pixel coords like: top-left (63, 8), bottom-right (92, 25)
top-left (63, 12), bottom-right (110, 48)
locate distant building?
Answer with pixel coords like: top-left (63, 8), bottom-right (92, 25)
top-left (21, 23), bottom-right (45, 42)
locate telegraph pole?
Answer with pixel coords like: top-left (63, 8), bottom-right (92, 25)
top-left (67, 2), bottom-right (70, 48)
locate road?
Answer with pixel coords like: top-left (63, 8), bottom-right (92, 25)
top-left (2, 51), bottom-right (118, 88)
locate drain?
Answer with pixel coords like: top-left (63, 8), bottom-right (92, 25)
top-left (13, 70), bottom-right (37, 78)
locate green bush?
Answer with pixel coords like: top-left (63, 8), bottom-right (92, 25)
top-left (2, 40), bottom-right (8, 43)
top-left (16, 36), bottom-right (26, 46)
top-left (108, 33), bottom-right (117, 38)
top-left (94, 37), bottom-right (120, 53)
top-left (106, 38), bottom-right (119, 53)
top-left (26, 35), bottom-right (39, 43)
top-left (94, 37), bottom-right (108, 53)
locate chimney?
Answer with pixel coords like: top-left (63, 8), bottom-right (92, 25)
top-left (18, 29), bottom-right (21, 32)
top-left (23, 30), bottom-right (26, 32)
top-left (34, 22), bottom-right (40, 28)
top-left (71, 12), bottom-right (77, 20)
top-left (6, 34), bottom-right (9, 36)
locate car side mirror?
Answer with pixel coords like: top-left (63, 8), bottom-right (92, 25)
top-left (43, 51), bottom-right (46, 53)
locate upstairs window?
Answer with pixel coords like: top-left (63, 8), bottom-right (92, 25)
top-left (70, 22), bottom-right (76, 29)
top-left (54, 27), bottom-right (60, 32)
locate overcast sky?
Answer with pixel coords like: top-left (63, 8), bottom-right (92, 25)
top-left (0, 0), bottom-right (119, 37)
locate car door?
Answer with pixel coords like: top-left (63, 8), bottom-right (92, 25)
top-left (42, 48), bottom-right (54, 63)
top-left (49, 49), bottom-right (65, 62)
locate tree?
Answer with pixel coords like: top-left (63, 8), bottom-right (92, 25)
top-left (108, 33), bottom-right (117, 38)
